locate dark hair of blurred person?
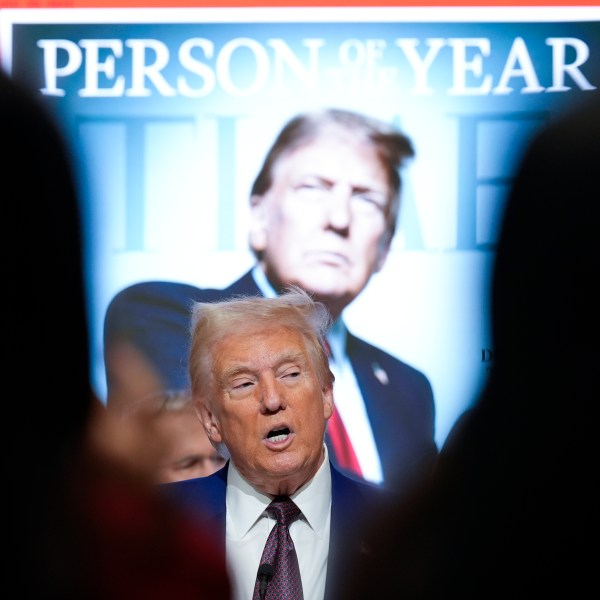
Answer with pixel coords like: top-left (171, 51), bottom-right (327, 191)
top-left (2, 68), bottom-right (231, 599)
top-left (336, 94), bottom-right (600, 598)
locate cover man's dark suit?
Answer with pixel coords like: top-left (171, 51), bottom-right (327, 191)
top-left (161, 461), bottom-right (392, 600)
top-left (104, 269), bottom-right (438, 492)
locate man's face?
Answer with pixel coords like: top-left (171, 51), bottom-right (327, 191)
top-left (153, 406), bottom-right (226, 483)
top-left (250, 129), bottom-right (391, 317)
top-left (198, 326), bottom-right (333, 496)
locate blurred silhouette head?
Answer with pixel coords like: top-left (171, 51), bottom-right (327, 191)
top-left (489, 97), bottom-right (599, 418)
top-left (3, 68), bottom-right (93, 482)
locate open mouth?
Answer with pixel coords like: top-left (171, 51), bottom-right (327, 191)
top-left (267, 427), bottom-right (291, 443)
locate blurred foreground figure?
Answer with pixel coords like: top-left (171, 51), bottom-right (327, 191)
top-left (2, 69), bottom-right (231, 599)
top-left (338, 96), bottom-right (600, 598)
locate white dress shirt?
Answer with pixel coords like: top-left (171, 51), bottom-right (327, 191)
top-left (252, 265), bottom-right (384, 484)
top-left (326, 319), bottom-right (384, 484)
top-left (225, 445), bottom-right (332, 600)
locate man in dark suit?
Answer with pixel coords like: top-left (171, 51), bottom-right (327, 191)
top-left (104, 107), bottom-right (437, 493)
top-left (161, 289), bottom-right (394, 600)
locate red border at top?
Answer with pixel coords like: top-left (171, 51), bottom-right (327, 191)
top-left (1, 0), bottom-right (599, 8)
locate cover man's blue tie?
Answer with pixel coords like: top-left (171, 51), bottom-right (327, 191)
top-left (252, 496), bottom-right (304, 600)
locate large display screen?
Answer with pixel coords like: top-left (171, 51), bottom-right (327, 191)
top-left (2, 5), bottom-right (598, 448)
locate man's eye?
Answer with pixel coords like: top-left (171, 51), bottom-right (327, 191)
top-left (226, 377), bottom-right (256, 395)
top-left (294, 178), bottom-right (327, 192)
top-left (209, 455), bottom-right (227, 466)
top-left (352, 193), bottom-right (385, 214)
top-left (176, 455), bottom-right (225, 470)
top-left (356, 194), bottom-right (376, 203)
top-left (172, 456), bottom-right (202, 471)
top-left (353, 193), bottom-right (385, 209)
top-left (233, 380), bottom-right (254, 390)
top-left (281, 368), bottom-right (301, 380)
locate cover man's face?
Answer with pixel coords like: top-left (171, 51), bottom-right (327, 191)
top-left (250, 130), bottom-right (391, 310)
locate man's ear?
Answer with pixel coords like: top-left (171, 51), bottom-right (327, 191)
top-left (249, 194), bottom-right (268, 253)
top-left (322, 383), bottom-right (334, 421)
top-left (195, 402), bottom-right (222, 443)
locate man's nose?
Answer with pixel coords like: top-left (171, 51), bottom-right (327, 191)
top-left (259, 378), bottom-right (285, 413)
top-left (325, 183), bottom-right (353, 231)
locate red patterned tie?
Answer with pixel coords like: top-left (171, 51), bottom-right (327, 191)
top-left (323, 339), bottom-right (363, 478)
top-left (253, 496), bottom-right (304, 600)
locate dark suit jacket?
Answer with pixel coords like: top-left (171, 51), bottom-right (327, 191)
top-left (104, 269), bottom-right (438, 493)
top-left (161, 461), bottom-right (394, 600)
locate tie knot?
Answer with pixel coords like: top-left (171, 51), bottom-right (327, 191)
top-left (267, 496), bottom-right (302, 526)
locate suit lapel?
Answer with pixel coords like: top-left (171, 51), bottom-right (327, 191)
top-left (345, 333), bottom-right (395, 483)
top-left (224, 270), bottom-right (263, 297)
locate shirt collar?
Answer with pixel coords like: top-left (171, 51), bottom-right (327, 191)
top-left (226, 445), bottom-right (332, 540)
top-left (291, 444), bottom-right (332, 539)
top-left (326, 318), bottom-right (347, 364)
top-left (251, 264), bottom-right (278, 298)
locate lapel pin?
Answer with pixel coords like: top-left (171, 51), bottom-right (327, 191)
top-left (371, 362), bottom-right (389, 385)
